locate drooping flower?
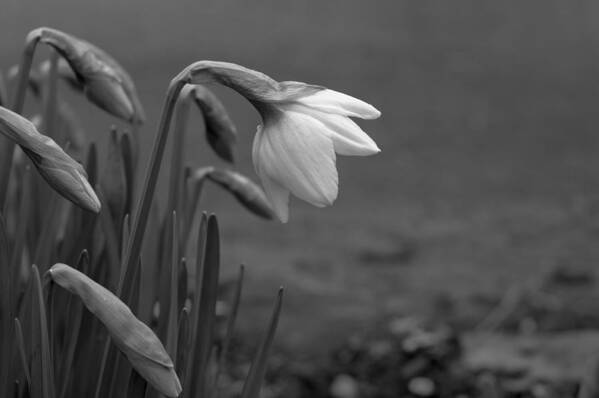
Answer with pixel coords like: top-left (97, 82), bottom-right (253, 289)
top-left (183, 61), bottom-right (381, 222)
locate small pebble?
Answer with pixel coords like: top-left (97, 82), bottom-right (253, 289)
top-left (408, 377), bottom-right (435, 397)
top-left (330, 374), bottom-right (359, 398)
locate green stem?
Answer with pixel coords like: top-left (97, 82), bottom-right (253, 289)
top-left (0, 33), bottom-right (40, 210)
top-left (167, 88), bottom-right (191, 215)
top-left (42, 50), bottom-right (60, 140)
top-left (119, 77), bottom-right (186, 296)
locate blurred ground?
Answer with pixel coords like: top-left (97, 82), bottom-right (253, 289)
top-left (3, 0), bottom-right (599, 366)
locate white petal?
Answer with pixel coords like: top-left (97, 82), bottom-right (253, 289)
top-left (253, 112), bottom-right (338, 208)
top-left (253, 125), bottom-right (290, 222)
top-left (284, 104), bottom-right (380, 156)
top-left (259, 173), bottom-right (290, 223)
top-left (296, 89), bottom-right (381, 120)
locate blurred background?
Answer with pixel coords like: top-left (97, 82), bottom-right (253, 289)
top-left (3, 1), bottom-right (599, 395)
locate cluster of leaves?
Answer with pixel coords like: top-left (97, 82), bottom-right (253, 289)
top-left (0, 27), bottom-right (282, 398)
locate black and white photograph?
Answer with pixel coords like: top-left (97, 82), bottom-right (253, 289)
top-left (1, 1), bottom-right (599, 397)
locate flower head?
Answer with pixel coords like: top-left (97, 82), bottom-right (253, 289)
top-left (0, 106), bottom-right (100, 212)
top-left (29, 27), bottom-right (145, 124)
top-left (183, 61), bottom-right (381, 222)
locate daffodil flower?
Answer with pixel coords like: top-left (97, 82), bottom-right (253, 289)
top-left (184, 61), bottom-right (381, 222)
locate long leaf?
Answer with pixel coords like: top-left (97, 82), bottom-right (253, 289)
top-left (182, 169), bottom-right (211, 252)
top-left (240, 288), bottom-right (284, 398)
top-left (185, 214), bottom-right (220, 398)
top-left (9, 166), bottom-right (31, 290)
top-left (0, 212), bottom-right (10, 396)
top-left (58, 251), bottom-right (88, 398)
top-left (101, 127), bottom-right (127, 224)
top-left (177, 258), bottom-right (187, 315)
top-left (32, 265), bottom-right (56, 398)
top-left (167, 88), bottom-right (192, 215)
top-left (14, 318), bottom-right (31, 389)
top-left (120, 131), bottom-right (134, 215)
top-left (96, 187), bottom-right (121, 286)
top-left (215, 264), bottom-right (245, 395)
top-left (42, 50), bottom-right (59, 140)
top-left (176, 308), bottom-right (189, 378)
top-left (166, 212), bottom-right (179, 358)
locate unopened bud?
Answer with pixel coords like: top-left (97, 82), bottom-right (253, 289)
top-left (29, 27), bottom-right (145, 124)
top-left (0, 106), bottom-right (100, 212)
top-left (47, 263), bottom-right (182, 397)
top-left (207, 168), bottom-right (275, 220)
top-left (192, 85), bottom-right (237, 163)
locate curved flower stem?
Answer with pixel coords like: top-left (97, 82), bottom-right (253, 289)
top-left (119, 77), bottom-right (187, 296)
top-left (167, 89), bottom-right (192, 216)
top-left (0, 33), bottom-right (41, 210)
top-left (42, 50), bottom-right (60, 140)
top-left (93, 77), bottom-right (187, 398)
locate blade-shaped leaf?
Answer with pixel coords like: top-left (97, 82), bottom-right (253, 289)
top-left (166, 212), bottom-right (180, 358)
top-left (96, 187), bottom-right (121, 287)
top-left (32, 265), bottom-right (56, 398)
top-left (176, 308), bottom-right (189, 377)
top-left (120, 131), bottom-right (134, 214)
top-left (0, 213), bottom-right (10, 396)
top-left (58, 251), bottom-right (88, 398)
top-left (14, 318), bottom-right (31, 389)
top-left (240, 288), bottom-right (283, 398)
top-left (167, 87), bottom-right (193, 215)
top-left (215, 264), bottom-right (244, 394)
top-left (100, 127), bottom-right (127, 224)
top-left (42, 50), bottom-right (59, 140)
top-left (185, 214), bottom-right (220, 397)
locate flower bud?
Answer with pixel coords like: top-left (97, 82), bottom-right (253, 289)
top-left (192, 86), bottom-right (237, 162)
top-left (47, 263), bottom-right (182, 397)
top-left (0, 106), bottom-right (100, 212)
top-left (29, 27), bottom-right (145, 124)
top-left (207, 168), bottom-right (275, 220)
top-left (39, 57), bottom-right (83, 91)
